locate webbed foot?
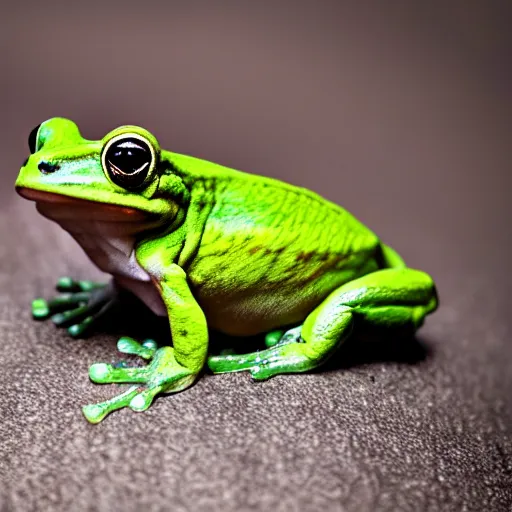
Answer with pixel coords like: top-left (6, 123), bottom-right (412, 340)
top-left (208, 326), bottom-right (313, 381)
top-left (82, 337), bottom-right (196, 424)
top-left (32, 277), bottom-right (117, 337)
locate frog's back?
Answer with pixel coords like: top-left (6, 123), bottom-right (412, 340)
top-left (167, 153), bottom-right (381, 335)
top-left (169, 151), bottom-right (379, 258)
top-left (205, 175), bottom-right (379, 263)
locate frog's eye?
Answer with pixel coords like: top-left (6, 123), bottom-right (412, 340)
top-left (28, 124), bottom-right (42, 154)
top-left (102, 135), bottom-right (155, 190)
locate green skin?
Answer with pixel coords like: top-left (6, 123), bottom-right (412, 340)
top-left (15, 118), bottom-right (438, 423)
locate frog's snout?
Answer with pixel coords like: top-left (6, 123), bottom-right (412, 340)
top-left (38, 161), bottom-right (60, 174)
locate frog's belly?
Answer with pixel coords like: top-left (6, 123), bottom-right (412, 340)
top-left (68, 231), bottom-right (167, 316)
top-left (193, 272), bottom-right (357, 337)
top-left (190, 250), bottom-right (381, 336)
top-left (196, 290), bottom-right (322, 336)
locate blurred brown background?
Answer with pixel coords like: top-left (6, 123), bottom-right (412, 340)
top-left (1, 1), bottom-right (511, 511)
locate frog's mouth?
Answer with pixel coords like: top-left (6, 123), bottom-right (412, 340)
top-left (16, 187), bottom-right (150, 222)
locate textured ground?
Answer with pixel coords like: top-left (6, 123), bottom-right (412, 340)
top-left (1, 2), bottom-right (511, 511)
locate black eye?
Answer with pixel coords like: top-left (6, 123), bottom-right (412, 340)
top-left (104, 137), bottom-right (153, 190)
top-left (28, 124), bottom-right (41, 154)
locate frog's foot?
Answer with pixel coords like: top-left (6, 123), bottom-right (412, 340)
top-left (82, 337), bottom-right (197, 424)
top-left (208, 327), bottom-right (317, 381)
top-left (32, 277), bottom-right (117, 338)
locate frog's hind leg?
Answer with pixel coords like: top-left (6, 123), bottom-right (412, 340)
top-left (207, 268), bottom-right (438, 380)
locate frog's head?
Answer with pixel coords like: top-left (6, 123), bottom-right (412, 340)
top-left (15, 117), bottom-right (187, 225)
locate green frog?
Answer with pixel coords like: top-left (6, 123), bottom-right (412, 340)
top-left (15, 118), bottom-right (438, 423)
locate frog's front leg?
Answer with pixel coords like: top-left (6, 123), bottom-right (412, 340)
top-left (32, 277), bottom-right (118, 337)
top-left (82, 265), bottom-right (208, 424)
top-left (208, 268), bottom-right (438, 380)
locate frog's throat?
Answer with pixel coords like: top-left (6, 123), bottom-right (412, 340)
top-left (17, 187), bottom-right (158, 223)
top-left (18, 186), bottom-right (169, 315)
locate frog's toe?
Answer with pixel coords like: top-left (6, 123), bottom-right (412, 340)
top-left (51, 304), bottom-right (92, 326)
top-left (56, 277), bottom-right (106, 293)
top-left (208, 352), bottom-right (258, 374)
top-left (116, 337), bottom-right (157, 360)
top-left (32, 298), bottom-right (50, 319)
top-left (82, 385), bottom-right (140, 424)
top-left (89, 362), bottom-right (149, 384)
top-left (208, 347), bottom-right (289, 377)
top-left (264, 329), bottom-right (285, 348)
top-left (82, 403), bottom-right (108, 424)
top-left (32, 292), bottom-right (88, 320)
top-left (67, 316), bottom-right (96, 338)
top-left (82, 384), bottom-right (163, 423)
top-left (53, 301), bottom-right (115, 338)
top-left (128, 385), bottom-right (164, 412)
top-left (208, 342), bottom-right (314, 380)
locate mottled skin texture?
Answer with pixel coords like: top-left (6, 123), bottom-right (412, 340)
top-left (15, 118), bottom-right (438, 423)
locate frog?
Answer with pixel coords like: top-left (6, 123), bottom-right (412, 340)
top-left (15, 117), bottom-right (438, 424)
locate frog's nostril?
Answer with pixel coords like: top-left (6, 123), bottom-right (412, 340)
top-left (38, 161), bottom-right (60, 174)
